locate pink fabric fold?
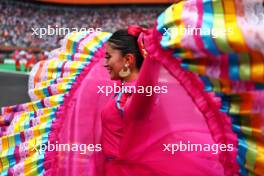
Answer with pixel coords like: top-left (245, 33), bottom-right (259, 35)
top-left (44, 47), bottom-right (113, 176)
top-left (44, 30), bottom-right (239, 176)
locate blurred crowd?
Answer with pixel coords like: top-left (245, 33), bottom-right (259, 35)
top-left (0, 0), bottom-right (165, 50)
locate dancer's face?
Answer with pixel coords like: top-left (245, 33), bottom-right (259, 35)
top-left (104, 42), bottom-right (125, 80)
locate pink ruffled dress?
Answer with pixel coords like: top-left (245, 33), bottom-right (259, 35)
top-left (42, 31), bottom-right (238, 176)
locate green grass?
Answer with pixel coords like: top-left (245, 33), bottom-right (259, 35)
top-left (0, 64), bottom-right (27, 73)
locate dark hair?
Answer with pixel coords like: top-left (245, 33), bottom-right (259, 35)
top-left (107, 29), bottom-right (144, 69)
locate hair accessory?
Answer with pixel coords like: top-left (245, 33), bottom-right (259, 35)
top-left (128, 25), bottom-right (149, 59)
top-left (128, 25), bottom-right (147, 37)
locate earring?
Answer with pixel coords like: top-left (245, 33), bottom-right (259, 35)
top-left (119, 64), bottom-right (131, 78)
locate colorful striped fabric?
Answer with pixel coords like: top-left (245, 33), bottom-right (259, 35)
top-left (0, 31), bottom-right (111, 175)
top-left (157, 0), bottom-right (264, 175)
top-left (1, 1), bottom-right (263, 175)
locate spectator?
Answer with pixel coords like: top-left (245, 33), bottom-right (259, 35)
top-left (25, 50), bottom-right (36, 72)
top-left (13, 49), bottom-right (21, 71)
top-left (38, 51), bottom-right (47, 61)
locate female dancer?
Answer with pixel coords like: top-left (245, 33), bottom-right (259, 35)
top-left (49, 26), bottom-right (233, 176)
top-left (1, 0), bottom-right (263, 175)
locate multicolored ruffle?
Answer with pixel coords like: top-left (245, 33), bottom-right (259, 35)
top-left (0, 31), bottom-right (111, 175)
top-left (157, 0), bottom-right (264, 175)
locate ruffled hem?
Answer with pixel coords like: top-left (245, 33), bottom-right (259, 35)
top-left (144, 28), bottom-right (240, 175)
top-left (43, 47), bottom-right (104, 175)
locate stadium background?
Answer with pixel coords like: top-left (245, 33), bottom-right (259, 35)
top-left (0, 0), bottom-right (169, 108)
